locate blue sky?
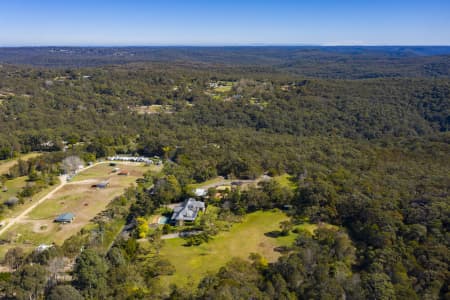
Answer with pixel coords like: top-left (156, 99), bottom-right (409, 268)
top-left (1, 0), bottom-right (449, 46)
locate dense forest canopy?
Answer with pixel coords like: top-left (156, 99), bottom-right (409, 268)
top-left (0, 47), bottom-right (448, 299)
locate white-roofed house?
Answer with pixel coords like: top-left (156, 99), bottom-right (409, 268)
top-left (170, 198), bottom-right (205, 226)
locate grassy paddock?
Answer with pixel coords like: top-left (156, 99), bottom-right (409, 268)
top-left (0, 162), bottom-right (150, 259)
top-left (158, 210), bottom-right (292, 288)
top-left (273, 173), bottom-right (297, 190)
top-left (0, 177), bottom-right (27, 203)
top-left (1, 178), bottom-right (60, 220)
top-left (71, 162), bottom-right (160, 183)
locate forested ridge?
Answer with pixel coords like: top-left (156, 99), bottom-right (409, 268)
top-left (0, 48), bottom-right (448, 299)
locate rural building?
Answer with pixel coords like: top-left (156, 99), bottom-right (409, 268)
top-left (170, 198), bottom-right (205, 226)
top-left (4, 197), bottom-right (19, 207)
top-left (36, 244), bottom-right (53, 252)
top-left (107, 155), bottom-right (154, 164)
top-left (95, 180), bottom-right (110, 188)
top-left (54, 213), bottom-right (75, 223)
top-left (194, 188), bottom-right (207, 197)
top-left (118, 170), bottom-right (130, 176)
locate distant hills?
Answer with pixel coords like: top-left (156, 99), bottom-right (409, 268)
top-left (0, 46), bottom-right (449, 79)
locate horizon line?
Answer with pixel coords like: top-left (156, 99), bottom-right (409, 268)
top-left (1, 43), bottom-right (450, 48)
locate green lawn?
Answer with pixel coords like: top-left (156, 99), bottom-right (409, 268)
top-left (0, 177), bottom-right (27, 203)
top-left (0, 177), bottom-right (60, 220)
top-left (214, 85), bottom-right (232, 93)
top-left (186, 176), bottom-right (228, 190)
top-left (0, 162), bottom-right (152, 259)
top-left (273, 173), bottom-right (297, 190)
top-left (213, 82), bottom-right (233, 93)
top-left (157, 210), bottom-right (293, 289)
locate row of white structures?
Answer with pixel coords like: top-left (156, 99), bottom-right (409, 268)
top-left (107, 156), bottom-right (157, 164)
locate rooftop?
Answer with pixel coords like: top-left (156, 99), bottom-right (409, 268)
top-left (171, 198), bottom-right (205, 222)
top-left (194, 188), bottom-right (207, 197)
top-left (55, 212), bottom-right (75, 222)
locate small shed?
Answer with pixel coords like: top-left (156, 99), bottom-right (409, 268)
top-left (54, 213), bottom-right (75, 223)
top-left (5, 197), bottom-right (19, 207)
top-left (96, 180), bottom-right (110, 189)
top-left (36, 244), bottom-right (53, 252)
top-left (118, 170), bottom-right (130, 176)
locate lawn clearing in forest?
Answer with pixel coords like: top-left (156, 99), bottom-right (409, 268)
top-left (0, 152), bottom-right (42, 175)
top-left (132, 105), bottom-right (174, 115)
top-left (273, 173), bottom-right (297, 190)
top-left (157, 210), bottom-right (293, 289)
top-left (213, 81), bottom-right (233, 93)
top-left (0, 162), bottom-right (150, 259)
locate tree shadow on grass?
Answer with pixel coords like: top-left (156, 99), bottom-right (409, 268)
top-left (264, 230), bottom-right (283, 238)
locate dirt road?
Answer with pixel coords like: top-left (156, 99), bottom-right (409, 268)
top-left (0, 162), bottom-right (102, 237)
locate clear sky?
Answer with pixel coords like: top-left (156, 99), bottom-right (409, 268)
top-left (1, 0), bottom-right (449, 46)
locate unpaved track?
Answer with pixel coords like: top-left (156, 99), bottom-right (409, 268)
top-left (0, 162), bottom-right (103, 237)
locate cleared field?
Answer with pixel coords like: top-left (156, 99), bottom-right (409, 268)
top-left (0, 162), bottom-right (150, 258)
top-left (213, 82), bottom-right (233, 93)
top-left (132, 105), bottom-right (173, 115)
top-left (0, 178), bottom-right (61, 221)
top-left (275, 222), bottom-right (338, 246)
top-left (214, 85), bottom-right (232, 93)
top-left (0, 177), bottom-right (27, 203)
top-left (273, 173), bottom-right (297, 190)
top-left (0, 153), bottom-right (42, 175)
top-left (71, 162), bottom-right (159, 182)
top-left (158, 210), bottom-right (292, 288)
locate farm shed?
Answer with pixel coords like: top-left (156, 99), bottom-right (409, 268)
top-left (54, 212), bottom-right (75, 223)
top-left (96, 180), bottom-right (110, 188)
top-left (4, 197), bottom-right (19, 207)
top-left (118, 170), bottom-right (130, 176)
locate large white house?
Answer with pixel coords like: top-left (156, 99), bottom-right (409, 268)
top-left (170, 198), bottom-right (205, 225)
